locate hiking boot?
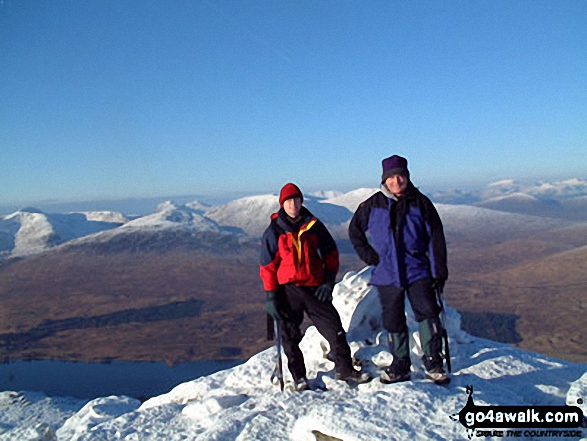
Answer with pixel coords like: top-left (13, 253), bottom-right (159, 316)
top-left (293, 377), bottom-right (310, 392)
top-left (425, 366), bottom-right (450, 385)
top-left (336, 369), bottom-right (372, 384)
top-left (380, 367), bottom-right (411, 384)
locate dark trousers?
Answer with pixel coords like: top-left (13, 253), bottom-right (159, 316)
top-left (377, 277), bottom-right (441, 333)
top-left (276, 284), bottom-right (353, 381)
top-left (377, 278), bottom-right (443, 369)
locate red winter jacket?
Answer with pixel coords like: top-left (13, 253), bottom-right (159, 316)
top-left (260, 207), bottom-right (339, 292)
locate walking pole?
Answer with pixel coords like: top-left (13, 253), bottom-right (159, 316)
top-left (435, 286), bottom-right (452, 373)
top-left (270, 317), bottom-right (285, 391)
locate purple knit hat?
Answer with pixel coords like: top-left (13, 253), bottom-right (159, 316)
top-left (381, 155), bottom-right (409, 183)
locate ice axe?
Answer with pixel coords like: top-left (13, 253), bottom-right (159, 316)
top-left (269, 317), bottom-right (285, 391)
top-left (435, 285), bottom-right (452, 373)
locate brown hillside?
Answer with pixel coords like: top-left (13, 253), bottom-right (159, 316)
top-left (447, 245), bottom-right (587, 362)
top-left (0, 250), bottom-right (269, 365)
top-left (0, 222), bottom-right (586, 364)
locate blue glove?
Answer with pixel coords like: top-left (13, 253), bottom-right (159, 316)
top-left (314, 283), bottom-right (334, 302)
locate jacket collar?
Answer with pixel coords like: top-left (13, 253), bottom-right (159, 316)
top-left (381, 181), bottom-right (418, 202)
top-left (274, 206), bottom-right (315, 232)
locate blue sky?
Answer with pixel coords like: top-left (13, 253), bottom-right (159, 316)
top-left (1, 0), bottom-right (586, 207)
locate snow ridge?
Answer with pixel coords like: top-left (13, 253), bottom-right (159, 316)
top-left (0, 210), bottom-right (126, 258)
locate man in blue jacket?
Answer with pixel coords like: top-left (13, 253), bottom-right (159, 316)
top-left (349, 155), bottom-right (449, 384)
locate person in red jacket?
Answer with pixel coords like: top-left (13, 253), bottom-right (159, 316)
top-left (260, 183), bottom-right (370, 390)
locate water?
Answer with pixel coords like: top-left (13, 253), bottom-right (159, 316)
top-left (0, 359), bottom-right (242, 399)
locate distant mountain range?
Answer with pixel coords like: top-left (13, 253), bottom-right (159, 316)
top-left (0, 178), bottom-right (585, 365)
top-left (1, 178), bottom-right (585, 260)
top-left (0, 208), bottom-right (127, 259)
top-left (431, 178), bottom-right (587, 220)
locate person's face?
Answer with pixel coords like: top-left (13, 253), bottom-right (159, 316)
top-left (283, 196), bottom-right (302, 218)
top-left (385, 173), bottom-right (409, 197)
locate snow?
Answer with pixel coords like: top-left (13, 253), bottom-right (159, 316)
top-left (204, 193), bottom-right (355, 238)
top-left (79, 212), bottom-right (128, 224)
top-left (309, 190), bottom-right (344, 200)
top-left (10, 211), bottom-right (55, 257)
top-left (0, 391), bottom-right (87, 440)
top-left (481, 192), bottom-right (540, 204)
top-left (482, 178), bottom-right (587, 200)
top-left (488, 179), bottom-right (518, 187)
top-left (0, 210), bottom-right (126, 258)
top-left (320, 188), bottom-right (379, 212)
top-left (2, 178), bottom-right (586, 259)
top-left (534, 179), bottom-right (587, 198)
top-left (206, 194), bottom-right (279, 237)
top-left (433, 178), bottom-right (587, 207)
top-left (436, 203), bottom-right (566, 241)
top-left (1, 267), bottom-right (584, 440)
top-left (120, 202), bottom-right (221, 232)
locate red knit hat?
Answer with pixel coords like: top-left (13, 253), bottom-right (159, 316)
top-left (279, 183), bottom-right (303, 206)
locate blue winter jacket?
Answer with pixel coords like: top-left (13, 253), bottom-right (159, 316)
top-left (348, 183), bottom-right (448, 287)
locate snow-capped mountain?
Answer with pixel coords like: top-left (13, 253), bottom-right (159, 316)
top-left (432, 178), bottom-right (587, 220)
top-left (1, 267), bottom-right (584, 440)
top-left (120, 202), bottom-right (222, 232)
top-left (475, 192), bottom-right (562, 213)
top-left (480, 178), bottom-right (587, 200)
top-left (436, 204), bottom-right (567, 244)
top-left (206, 194), bottom-right (280, 237)
top-left (59, 202), bottom-right (256, 255)
top-left (1, 177), bottom-right (585, 261)
top-left (206, 193), bottom-right (353, 237)
top-left (320, 187), bottom-right (379, 212)
top-left (0, 208), bottom-right (126, 259)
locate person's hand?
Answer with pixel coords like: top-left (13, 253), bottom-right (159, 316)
top-left (432, 278), bottom-right (446, 294)
top-left (266, 291), bottom-right (279, 319)
top-left (314, 283), bottom-right (334, 302)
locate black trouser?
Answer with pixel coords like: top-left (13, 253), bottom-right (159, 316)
top-left (377, 277), bottom-right (443, 371)
top-left (275, 284), bottom-right (353, 381)
top-left (377, 277), bottom-right (440, 331)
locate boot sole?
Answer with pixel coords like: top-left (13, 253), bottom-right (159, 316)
top-left (426, 373), bottom-right (450, 385)
top-left (379, 374), bottom-right (411, 384)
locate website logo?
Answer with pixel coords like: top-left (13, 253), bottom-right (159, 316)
top-left (452, 385), bottom-right (585, 439)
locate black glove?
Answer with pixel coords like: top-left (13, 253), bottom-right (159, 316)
top-left (314, 283), bottom-right (334, 302)
top-left (432, 278), bottom-right (446, 294)
top-left (266, 291), bottom-right (279, 319)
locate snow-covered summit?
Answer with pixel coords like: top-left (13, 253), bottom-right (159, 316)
top-left (320, 187), bottom-right (379, 212)
top-left (0, 210), bottom-right (126, 258)
top-left (481, 178), bottom-right (587, 200)
top-left (533, 178), bottom-right (587, 198)
top-left (2, 267), bottom-right (584, 440)
top-left (432, 178), bottom-right (587, 214)
top-left (121, 202), bottom-right (221, 232)
top-left (206, 194), bottom-right (280, 237)
top-left (57, 202), bottom-right (255, 255)
top-left (78, 211), bottom-right (128, 224)
top-left (205, 193), bottom-right (356, 238)
top-left (309, 190), bottom-right (344, 199)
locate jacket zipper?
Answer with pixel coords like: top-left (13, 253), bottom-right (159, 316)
top-left (290, 219), bottom-right (317, 268)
